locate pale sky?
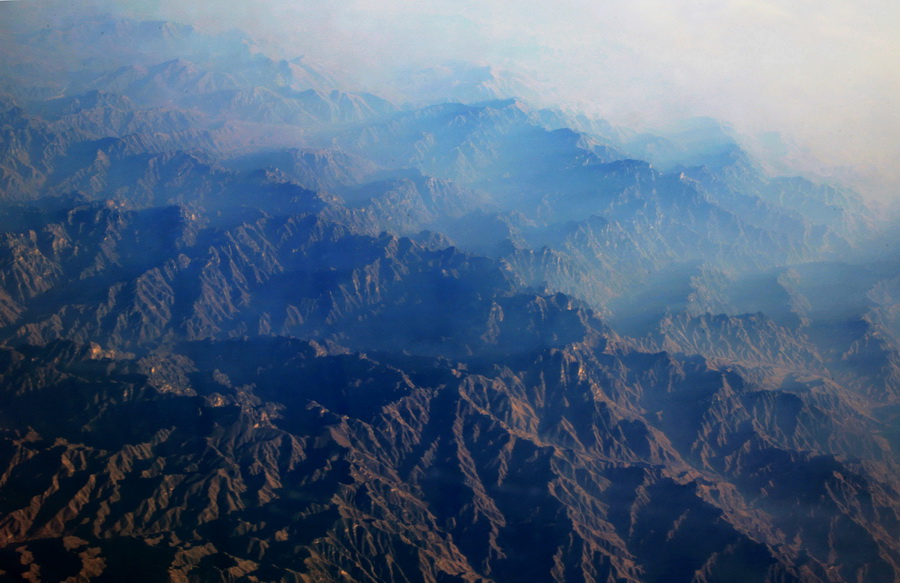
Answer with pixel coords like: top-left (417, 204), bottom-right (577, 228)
top-left (6, 0), bottom-right (900, 200)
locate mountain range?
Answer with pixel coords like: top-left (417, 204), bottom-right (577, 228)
top-left (0, 13), bottom-right (897, 583)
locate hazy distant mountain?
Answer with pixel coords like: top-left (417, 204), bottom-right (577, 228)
top-left (393, 61), bottom-right (545, 106)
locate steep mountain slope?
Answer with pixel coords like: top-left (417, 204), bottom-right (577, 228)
top-left (1, 325), bottom-right (897, 581)
top-left (329, 98), bottom-right (860, 308)
top-left (0, 181), bottom-right (896, 583)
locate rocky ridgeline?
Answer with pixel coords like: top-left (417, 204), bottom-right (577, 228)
top-left (0, 329), bottom-right (897, 582)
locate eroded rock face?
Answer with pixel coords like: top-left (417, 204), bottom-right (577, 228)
top-left (0, 323), bottom-right (897, 582)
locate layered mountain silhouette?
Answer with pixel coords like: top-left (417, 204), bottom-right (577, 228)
top-left (0, 13), bottom-right (897, 583)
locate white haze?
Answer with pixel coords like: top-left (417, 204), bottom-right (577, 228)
top-left (6, 0), bottom-right (900, 202)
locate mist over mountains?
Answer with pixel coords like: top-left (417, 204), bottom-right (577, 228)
top-left (0, 10), bottom-right (898, 583)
